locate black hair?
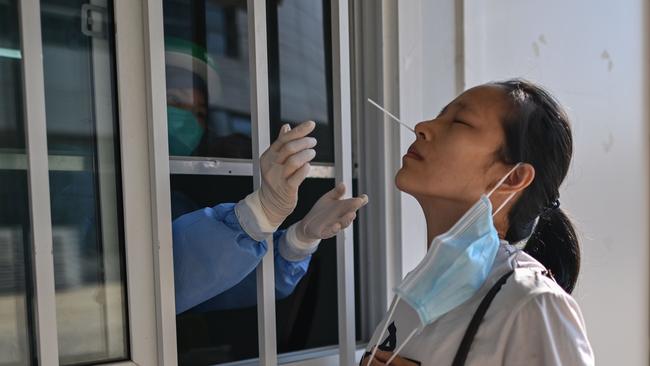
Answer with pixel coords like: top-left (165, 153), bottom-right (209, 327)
top-left (493, 79), bottom-right (580, 294)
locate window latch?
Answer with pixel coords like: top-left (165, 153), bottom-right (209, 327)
top-left (81, 4), bottom-right (107, 39)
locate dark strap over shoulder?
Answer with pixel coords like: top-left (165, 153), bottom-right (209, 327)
top-left (451, 270), bottom-right (514, 366)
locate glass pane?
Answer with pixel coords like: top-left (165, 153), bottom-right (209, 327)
top-left (276, 178), bottom-right (338, 354)
top-left (40, 0), bottom-right (129, 364)
top-left (268, 0), bottom-right (334, 163)
top-left (163, 0), bottom-right (252, 159)
top-left (0, 0), bottom-right (35, 364)
top-left (170, 175), bottom-right (258, 365)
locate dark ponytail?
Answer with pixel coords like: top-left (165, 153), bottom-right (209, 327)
top-left (493, 79), bottom-right (580, 294)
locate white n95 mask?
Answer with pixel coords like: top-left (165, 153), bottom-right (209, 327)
top-left (367, 163), bottom-right (522, 365)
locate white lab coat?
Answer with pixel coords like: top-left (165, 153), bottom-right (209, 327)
top-left (362, 242), bottom-right (595, 365)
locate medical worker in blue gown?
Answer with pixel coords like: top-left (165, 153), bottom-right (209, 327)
top-left (166, 38), bottom-right (368, 314)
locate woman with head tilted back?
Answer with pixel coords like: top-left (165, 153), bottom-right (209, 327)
top-left (361, 80), bottom-right (594, 366)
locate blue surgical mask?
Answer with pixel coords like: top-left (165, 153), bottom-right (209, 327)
top-left (367, 163), bottom-right (522, 365)
top-left (167, 106), bottom-right (204, 156)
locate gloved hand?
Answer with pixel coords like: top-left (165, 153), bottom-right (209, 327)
top-left (258, 121), bottom-right (317, 227)
top-left (236, 121), bottom-right (317, 241)
top-left (296, 182), bottom-right (368, 241)
top-left (278, 183), bottom-right (368, 261)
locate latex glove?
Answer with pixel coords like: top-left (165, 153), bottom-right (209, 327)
top-left (235, 121), bottom-right (317, 241)
top-left (259, 120), bottom-right (317, 226)
top-left (279, 183), bottom-right (368, 261)
top-left (299, 182), bottom-right (368, 241)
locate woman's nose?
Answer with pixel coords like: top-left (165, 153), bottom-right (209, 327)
top-left (414, 121), bottom-right (432, 140)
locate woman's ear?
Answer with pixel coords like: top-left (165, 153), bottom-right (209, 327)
top-left (501, 163), bottom-right (535, 194)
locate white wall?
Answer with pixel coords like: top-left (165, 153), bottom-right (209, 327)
top-left (464, 0), bottom-right (649, 364)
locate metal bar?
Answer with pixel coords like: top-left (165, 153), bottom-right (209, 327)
top-left (0, 152), bottom-right (90, 171)
top-left (89, 0), bottom-right (126, 355)
top-left (247, 0), bottom-right (276, 365)
top-left (18, 0), bottom-right (60, 364)
top-left (100, 362), bottom-right (139, 366)
top-left (113, 0), bottom-right (159, 362)
top-left (216, 344), bottom-right (369, 366)
top-left (351, 0), bottom-right (380, 341)
top-left (169, 157), bottom-right (253, 176)
top-left (168, 157), bottom-right (336, 178)
top-left (381, 0), bottom-right (403, 314)
top-left (331, 0), bottom-right (356, 364)
top-left (141, 0), bottom-right (178, 364)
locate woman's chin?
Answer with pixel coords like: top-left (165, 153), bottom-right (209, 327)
top-left (394, 168), bottom-right (411, 193)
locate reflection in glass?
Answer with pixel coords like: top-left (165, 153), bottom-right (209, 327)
top-left (268, 0), bottom-right (339, 354)
top-left (275, 179), bottom-right (339, 354)
top-left (41, 0), bottom-right (129, 364)
top-left (171, 175), bottom-right (258, 365)
top-left (0, 0), bottom-right (34, 364)
top-left (268, 0), bottom-right (334, 162)
top-left (164, 0), bottom-right (252, 158)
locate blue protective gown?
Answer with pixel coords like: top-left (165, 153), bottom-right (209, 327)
top-left (50, 179), bottom-right (309, 315)
top-left (172, 202), bottom-right (311, 314)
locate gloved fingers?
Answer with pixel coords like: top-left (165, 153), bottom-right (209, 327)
top-left (338, 212), bottom-right (357, 229)
top-left (270, 120), bottom-right (315, 152)
top-left (268, 124), bottom-right (291, 154)
top-left (323, 182), bottom-right (346, 200)
top-left (283, 149), bottom-right (316, 177)
top-left (286, 162), bottom-right (311, 188)
top-left (275, 136), bottom-right (317, 164)
top-left (333, 195), bottom-right (369, 216)
top-left (321, 222), bottom-right (342, 239)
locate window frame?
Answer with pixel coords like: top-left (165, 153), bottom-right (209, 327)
top-left (17, 0), bottom-right (165, 364)
top-left (19, 0), bottom-right (59, 364)
top-left (142, 0), bottom-right (361, 364)
top-left (140, 0), bottom-right (361, 364)
top-left (16, 0), bottom-right (367, 364)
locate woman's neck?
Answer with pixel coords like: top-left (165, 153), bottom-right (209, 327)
top-left (416, 195), bottom-right (473, 247)
top-left (417, 194), bottom-right (512, 246)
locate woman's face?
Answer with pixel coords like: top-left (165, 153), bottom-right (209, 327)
top-left (396, 85), bottom-right (513, 204)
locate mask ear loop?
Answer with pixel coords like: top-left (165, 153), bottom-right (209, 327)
top-left (384, 327), bottom-right (419, 365)
top-left (487, 163), bottom-right (522, 217)
top-left (367, 296), bottom-right (400, 365)
top-left (493, 191), bottom-right (517, 217)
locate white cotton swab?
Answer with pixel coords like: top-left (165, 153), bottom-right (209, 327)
top-left (367, 98), bottom-right (415, 133)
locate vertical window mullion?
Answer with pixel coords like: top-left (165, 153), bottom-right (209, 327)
top-left (247, 0), bottom-right (276, 365)
top-left (331, 0), bottom-right (356, 364)
top-left (141, 0), bottom-right (177, 363)
top-left (113, 0), bottom-right (161, 363)
top-left (18, 0), bottom-right (59, 364)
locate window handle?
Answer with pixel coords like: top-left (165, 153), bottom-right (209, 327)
top-left (81, 4), bottom-right (107, 39)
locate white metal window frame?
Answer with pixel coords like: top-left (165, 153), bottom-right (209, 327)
top-left (18, 0), bottom-right (162, 364)
top-left (19, 0), bottom-right (59, 365)
top-left (141, 0), bottom-right (360, 364)
top-left (142, 0), bottom-right (361, 364)
top-left (16, 0), bottom-right (387, 363)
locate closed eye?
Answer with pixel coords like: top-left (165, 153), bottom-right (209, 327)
top-left (454, 119), bottom-right (471, 126)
